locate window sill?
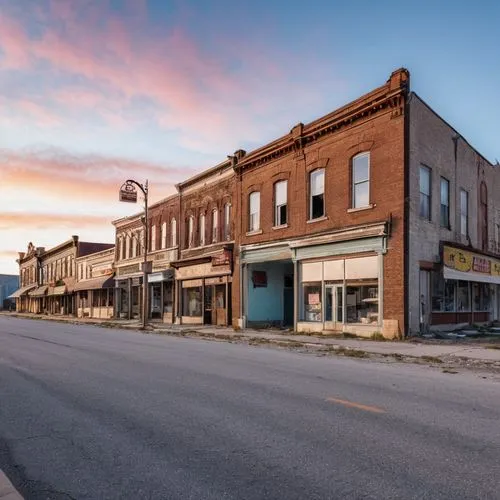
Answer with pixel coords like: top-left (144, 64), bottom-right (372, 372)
top-left (347, 204), bottom-right (375, 213)
top-left (306, 215), bottom-right (328, 224)
top-left (272, 224), bottom-right (288, 231)
top-left (246, 229), bottom-right (263, 236)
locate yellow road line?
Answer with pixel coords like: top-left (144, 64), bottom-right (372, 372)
top-left (326, 397), bottom-right (386, 414)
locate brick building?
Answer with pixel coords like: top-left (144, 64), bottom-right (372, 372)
top-left (408, 94), bottom-right (500, 333)
top-left (113, 194), bottom-right (179, 321)
top-left (10, 242), bottom-right (42, 312)
top-left (231, 69), bottom-right (408, 337)
top-left (74, 246), bottom-right (115, 319)
top-left (13, 237), bottom-right (114, 315)
top-left (172, 161), bottom-right (235, 326)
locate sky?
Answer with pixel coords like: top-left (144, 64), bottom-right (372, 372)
top-left (1, 0), bottom-right (499, 274)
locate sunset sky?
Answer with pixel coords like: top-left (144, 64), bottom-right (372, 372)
top-left (1, 0), bottom-right (499, 274)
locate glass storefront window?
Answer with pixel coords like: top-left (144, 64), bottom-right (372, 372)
top-left (163, 282), bottom-right (173, 313)
top-left (431, 272), bottom-right (445, 312)
top-left (473, 283), bottom-right (491, 312)
top-left (183, 287), bottom-right (202, 316)
top-left (346, 284), bottom-right (378, 324)
top-left (444, 281), bottom-right (456, 312)
top-left (302, 283), bottom-right (322, 322)
top-left (456, 281), bottom-right (470, 312)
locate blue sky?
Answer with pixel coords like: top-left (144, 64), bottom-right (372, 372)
top-left (1, 0), bottom-right (499, 273)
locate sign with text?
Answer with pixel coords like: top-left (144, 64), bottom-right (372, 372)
top-left (443, 245), bottom-right (500, 278)
top-left (119, 182), bottom-right (138, 203)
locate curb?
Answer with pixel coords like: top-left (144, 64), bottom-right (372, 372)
top-left (0, 470), bottom-right (23, 500)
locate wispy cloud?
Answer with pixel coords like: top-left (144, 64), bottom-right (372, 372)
top-left (0, 213), bottom-right (113, 230)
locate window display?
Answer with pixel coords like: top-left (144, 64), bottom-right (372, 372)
top-left (183, 287), bottom-right (202, 316)
top-left (302, 284), bottom-right (322, 322)
top-left (346, 284), bottom-right (378, 324)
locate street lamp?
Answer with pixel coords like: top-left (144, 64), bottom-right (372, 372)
top-left (119, 179), bottom-right (150, 329)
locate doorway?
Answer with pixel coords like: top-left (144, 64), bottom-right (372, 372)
top-left (204, 285), bottom-right (213, 324)
top-left (325, 284), bottom-right (343, 330)
top-left (419, 269), bottom-right (430, 333)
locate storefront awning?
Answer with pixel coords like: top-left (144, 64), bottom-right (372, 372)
top-left (444, 267), bottom-right (500, 285)
top-left (29, 285), bottom-right (48, 297)
top-left (47, 285), bottom-right (67, 296)
top-left (8, 283), bottom-right (36, 298)
top-left (148, 269), bottom-right (174, 283)
top-left (74, 274), bottom-right (115, 291)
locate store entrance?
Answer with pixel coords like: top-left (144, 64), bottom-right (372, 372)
top-left (324, 284), bottom-right (343, 330)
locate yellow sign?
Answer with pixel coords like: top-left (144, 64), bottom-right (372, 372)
top-left (443, 246), bottom-right (500, 277)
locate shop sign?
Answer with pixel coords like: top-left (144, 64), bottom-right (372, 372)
top-left (117, 263), bottom-right (140, 276)
top-left (252, 271), bottom-right (267, 288)
top-left (212, 249), bottom-right (232, 267)
top-left (443, 245), bottom-right (500, 277)
top-left (308, 293), bottom-right (320, 305)
top-left (119, 182), bottom-right (138, 203)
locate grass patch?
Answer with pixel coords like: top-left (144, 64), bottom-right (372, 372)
top-left (421, 355), bottom-right (443, 364)
top-left (333, 346), bottom-right (369, 358)
top-left (370, 333), bottom-right (386, 341)
top-left (442, 368), bottom-right (458, 374)
top-left (486, 345), bottom-right (500, 350)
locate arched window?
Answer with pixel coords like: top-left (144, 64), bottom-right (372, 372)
top-left (161, 222), bottom-right (167, 249)
top-left (199, 213), bottom-right (206, 246)
top-left (171, 219), bottom-right (177, 247)
top-left (224, 203), bottom-right (231, 240)
top-left (212, 209), bottom-right (219, 243)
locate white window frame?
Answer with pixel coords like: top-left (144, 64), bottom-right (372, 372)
top-left (440, 177), bottom-right (450, 228)
top-left (249, 192), bottom-right (260, 232)
top-left (419, 165), bottom-right (431, 220)
top-left (274, 180), bottom-right (287, 226)
top-left (352, 152), bottom-right (370, 209)
top-left (309, 169), bottom-right (325, 220)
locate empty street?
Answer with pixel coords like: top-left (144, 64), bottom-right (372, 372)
top-left (1, 316), bottom-right (499, 500)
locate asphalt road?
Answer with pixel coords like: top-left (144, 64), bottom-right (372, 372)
top-left (1, 317), bottom-right (499, 500)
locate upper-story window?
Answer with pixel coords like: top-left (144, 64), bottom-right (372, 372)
top-left (171, 218), bottom-right (177, 247)
top-left (121, 237), bottom-right (125, 260)
top-left (352, 153), bottom-right (370, 208)
top-left (212, 209), bottom-right (218, 243)
top-left (224, 203), bottom-right (231, 240)
top-left (480, 181), bottom-right (488, 251)
top-left (419, 165), bottom-right (431, 220)
top-left (310, 169), bottom-right (325, 220)
top-left (199, 214), bottom-right (206, 246)
top-left (132, 232), bottom-right (138, 258)
top-left (151, 225), bottom-right (156, 252)
top-left (274, 181), bottom-right (287, 226)
top-left (249, 192), bottom-right (260, 232)
top-left (460, 189), bottom-right (468, 237)
top-left (187, 216), bottom-right (194, 248)
top-left (161, 222), bottom-right (167, 249)
top-left (440, 177), bottom-right (450, 228)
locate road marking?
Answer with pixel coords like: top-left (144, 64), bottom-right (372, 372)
top-left (326, 397), bottom-right (386, 414)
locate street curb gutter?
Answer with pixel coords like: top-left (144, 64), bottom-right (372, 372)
top-left (0, 470), bottom-right (23, 500)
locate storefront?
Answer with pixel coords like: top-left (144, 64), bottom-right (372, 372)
top-left (148, 269), bottom-right (175, 322)
top-left (46, 283), bottom-right (74, 315)
top-left (74, 274), bottom-right (114, 319)
top-left (9, 283), bottom-right (37, 312)
top-left (28, 285), bottom-right (48, 314)
top-left (174, 248), bottom-right (232, 326)
top-left (240, 223), bottom-right (389, 337)
top-left (425, 244), bottom-right (500, 326)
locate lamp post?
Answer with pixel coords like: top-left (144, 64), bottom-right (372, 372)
top-left (119, 179), bottom-right (150, 329)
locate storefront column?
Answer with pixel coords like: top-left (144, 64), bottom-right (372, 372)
top-left (378, 252), bottom-right (384, 329)
top-left (127, 279), bottom-right (132, 320)
top-left (293, 259), bottom-right (298, 332)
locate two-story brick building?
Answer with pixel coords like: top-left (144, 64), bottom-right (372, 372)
top-left (171, 160), bottom-right (235, 326)
top-left (231, 69), bottom-right (408, 337)
top-left (113, 194), bottom-right (179, 321)
top-left (11, 242), bottom-right (43, 312)
top-left (408, 94), bottom-right (500, 333)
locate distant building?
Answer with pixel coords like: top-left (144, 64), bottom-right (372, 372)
top-left (0, 274), bottom-right (19, 309)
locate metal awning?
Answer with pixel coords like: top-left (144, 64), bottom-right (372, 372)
top-left (29, 285), bottom-right (48, 297)
top-left (443, 267), bottom-right (500, 285)
top-left (8, 283), bottom-right (36, 298)
top-left (47, 285), bottom-right (67, 296)
top-left (73, 274), bottom-right (115, 291)
top-left (148, 269), bottom-right (174, 283)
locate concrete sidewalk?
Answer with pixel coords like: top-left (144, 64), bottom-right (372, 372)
top-left (0, 470), bottom-right (23, 500)
top-left (2, 311), bottom-right (500, 365)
